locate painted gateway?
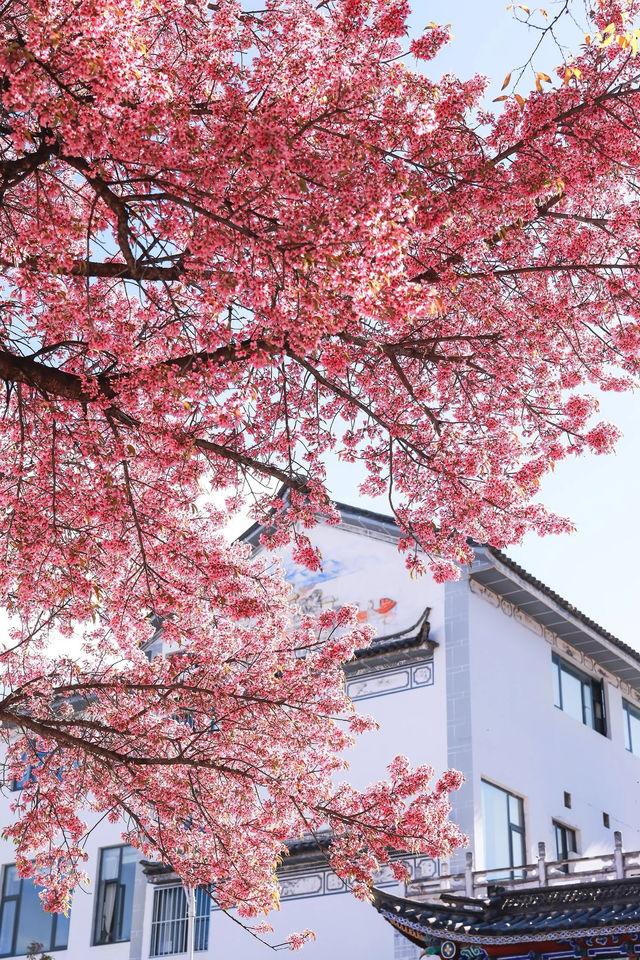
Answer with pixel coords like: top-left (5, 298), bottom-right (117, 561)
top-left (0, 499), bottom-right (640, 960)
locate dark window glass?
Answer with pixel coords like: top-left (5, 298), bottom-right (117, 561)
top-left (10, 746), bottom-right (62, 792)
top-left (11, 749), bottom-right (46, 791)
top-left (552, 653), bottom-right (606, 734)
top-left (481, 780), bottom-right (526, 880)
top-left (0, 864), bottom-right (69, 958)
top-left (623, 700), bottom-right (640, 756)
top-left (93, 846), bottom-right (137, 945)
top-left (149, 886), bottom-right (210, 957)
top-left (553, 820), bottom-right (577, 873)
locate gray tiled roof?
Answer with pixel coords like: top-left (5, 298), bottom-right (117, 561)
top-left (374, 878), bottom-right (640, 944)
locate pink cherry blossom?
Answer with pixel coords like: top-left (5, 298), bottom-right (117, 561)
top-left (0, 0), bottom-right (639, 939)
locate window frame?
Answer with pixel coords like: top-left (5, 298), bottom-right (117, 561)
top-left (149, 885), bottom-right (211, 957)
top-left (552, 820), bottom-right (578, 873)
top-left (623, 699), bottom-right (640, 755)
top-left (92, 845), bottom-right (137, 947)
top-left (0, 864), bottom-right (69, 958)
top-left (552, 652), bottom-right (606, 734)
top-left (481, 779), bottom-right (526, 880)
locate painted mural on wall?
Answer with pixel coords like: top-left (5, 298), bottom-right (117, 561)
top-left (281, 524), bottom-right (431, 636)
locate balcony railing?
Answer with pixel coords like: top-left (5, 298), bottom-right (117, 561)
top-left (407, 831), bottom-right (640, 901)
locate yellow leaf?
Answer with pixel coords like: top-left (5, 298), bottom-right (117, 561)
top-left (501, 71), bottom-right (512, 90)
top-left (572, 67), bottom-right (582, 79)
top-left (493, 94), bottom-right (508, 101)
top-left (585, 33), bottom-right (591, 45)
top-left (541, 7), bottom-right (548, 17)
top-left (603, 22), bottom-right (616, 34)
top-left (515, 93), bottom-right (526, 108)
top-left (538, 72), bottom-right (551, 82)
top-left (601, 33), bottom-right (615, 46)
top-left (536, 75), bottom-right (542, 92)
top-left (519, 4), bottom-right (530, 12)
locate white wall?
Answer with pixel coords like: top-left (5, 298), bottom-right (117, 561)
top-left (2, 518), bottom-right (640, 960)
top-left (211, 884), bottom-right (396, 959)
top-left (467, 587), bottom-right (640, 867)
top-left (208, 520), bottom-right (449, 958)
top-left (0, 798), bottom-right (132, 960)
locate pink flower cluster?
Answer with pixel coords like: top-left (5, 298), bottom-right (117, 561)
top-left (0, 0), bottom-right (638, 942)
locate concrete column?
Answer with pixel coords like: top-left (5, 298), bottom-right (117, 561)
top-left (445, 570), bottom-right (475, 873)
top-left (128, 862), bottom-right (148, 960)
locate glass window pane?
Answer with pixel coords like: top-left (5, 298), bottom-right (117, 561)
top-left (560, 667), bottom-right (583, 722)
top-left (510, 826), bottom-right (525, 867)
top-left (553, 659), bottom-right (562, 708)
top-left (3, 867), bottom-right (20, 899)
top-left (625, 706), bottom-right (633, 751)
top-left (482, 781), bottom-right (511, 872)
top-left (121, 846), bottom-right (138, 866)
top-left (14, 881), bottom-right (54, 956)
top-left (100, 848), bottom-right (121, 882)
top-left (508, 794), bottom-right (523, 827)
top-left (195, 889), bottom-right (210, 952)
top-left (94, 846), bottom-right (136, 945)
top-left (53, 909), bottom-right (70, 950)
top-left (553, 821), bottom-right (577, 865)
top-left (97, 879), bottom-right (119, 943)
top-left (554, 823), bottom-right (563, 859)
top-left (630, 709), bottom-right (640, 756)
top-left (118, 855), bottom-right (137, 941)
top-left (0, 899), bottom-right (16, 955)
top-left (151, 886), bottom-right (187, 957)
top-left (582, 681), bottom-right (594, 728)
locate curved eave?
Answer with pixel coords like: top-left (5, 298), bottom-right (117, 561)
top-left (373, 884), bottom-right (640, 948)
top-left (473, 547), bottom-right (640, 692)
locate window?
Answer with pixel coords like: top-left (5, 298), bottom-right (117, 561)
top-left (11, 747), bottom-right (48, 791)
top-left (93, 846), bottom-right (137, 945)
top-left (0, 865), bottom-right (69, 958)
top-left (481, 780), bottom-right (526, 879)
top-left (623, 700), bottom-right (640, 756)
top-left (11, 764), bottom-right (37, 792)
top-left (150, 886), bottom-right (210, 957)
top-left (552, 653), bottom-right (606, 734)
top-left (553, 821), bottom-right (577, 873)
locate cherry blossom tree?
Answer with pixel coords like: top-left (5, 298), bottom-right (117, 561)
top-left (1, 0), bottom-right (640, 942)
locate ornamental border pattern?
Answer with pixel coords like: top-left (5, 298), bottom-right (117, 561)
top-left (380, 912), bottom-right (640, 946)
top-left (346, 660), bottom-right (434, 702)
top-left (278, 856), bottom-right (439, 901)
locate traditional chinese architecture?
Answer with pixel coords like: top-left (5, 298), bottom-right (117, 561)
top-left (1, 498), bottom-right (640, 959)
top-left (376, 836), bottom-right (640, 960)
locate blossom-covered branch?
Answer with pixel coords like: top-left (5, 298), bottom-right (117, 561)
top-left (1, 0), bottom-right (640, 941)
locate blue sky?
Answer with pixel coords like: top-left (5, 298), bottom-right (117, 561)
top-left (319, 1), bottom-right (640, 651)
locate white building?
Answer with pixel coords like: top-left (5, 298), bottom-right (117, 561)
top-left (0, 500), bottom-right (639, 960)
